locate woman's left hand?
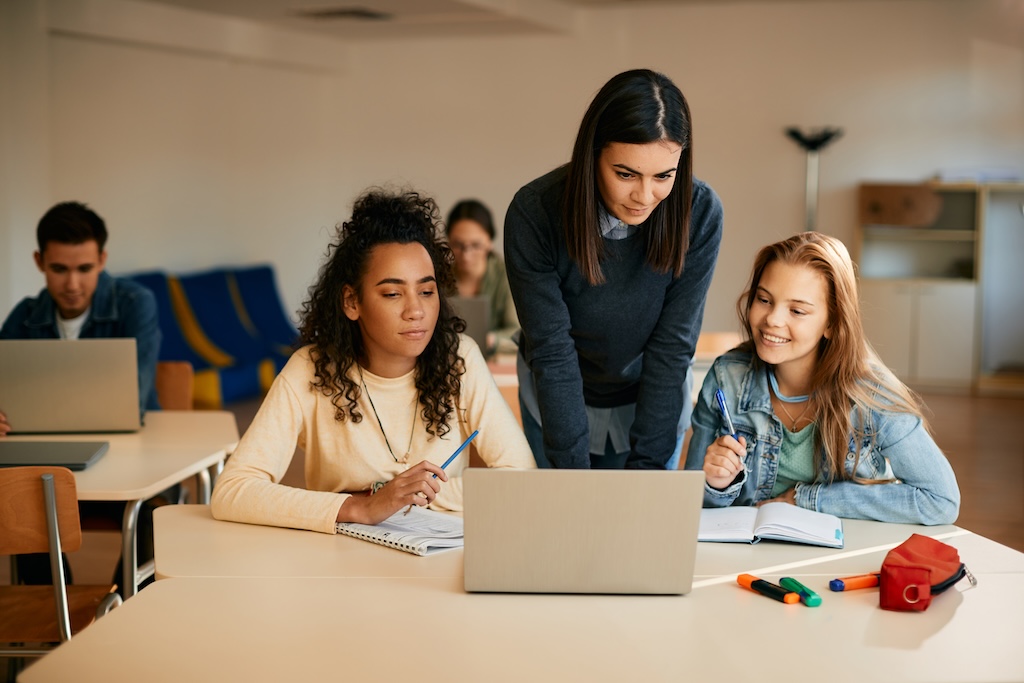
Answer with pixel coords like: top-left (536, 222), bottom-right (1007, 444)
top-left (757, 488), bottom-right (796, 506)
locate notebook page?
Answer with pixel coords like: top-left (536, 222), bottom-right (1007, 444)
top-left (753, 502), bottom-right (843, 547)
top-left (698, 506), bottom-right (759, 543)
top-left (337, 506), bottom-right (464, 555)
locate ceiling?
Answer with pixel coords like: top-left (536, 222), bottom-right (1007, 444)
top-left (141, 0), bottom-right (895, 41)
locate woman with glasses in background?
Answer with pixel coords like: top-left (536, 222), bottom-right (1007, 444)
top-left (446, 199), bottom-right (519, 355)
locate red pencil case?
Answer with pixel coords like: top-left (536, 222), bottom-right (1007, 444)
top-left (879, 534), bottom-right (976, 612)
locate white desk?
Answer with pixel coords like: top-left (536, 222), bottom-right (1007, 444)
top-left (154, 504), bottom-right (980, 582)
top-left (154, 505), bottom-right (463, 580)
top-left (19, 567), bottom-right (1023, 683)
top-left (8, 411), bottom-right (238, 596)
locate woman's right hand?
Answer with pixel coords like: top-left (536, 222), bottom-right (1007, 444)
top-left (0, 411), bottom-right (10, 437)
top-left (703, 435), bottom-right (746, 490)
top-left (338, 460), bottom-right (448, 525)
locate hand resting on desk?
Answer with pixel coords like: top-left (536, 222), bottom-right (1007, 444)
top-left (338, 460), bottom-right (448, 525)
top-left (0, 410), bottom-right (10, 437)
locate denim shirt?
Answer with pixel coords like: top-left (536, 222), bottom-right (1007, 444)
top-left (0, 271), bottom-right (162, 414)
top-left (684, 348), bottom-right (960, 526)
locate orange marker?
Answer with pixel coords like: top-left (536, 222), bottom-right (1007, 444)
top-left (737, 574), bottom-right (800, 604)
top-left (829, 573), bottom-right (881, 591)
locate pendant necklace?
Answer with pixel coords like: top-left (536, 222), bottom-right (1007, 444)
top-left (359, 366), bottom-right (416, 462)
top-left (768, 368), bottom-right (813, 431)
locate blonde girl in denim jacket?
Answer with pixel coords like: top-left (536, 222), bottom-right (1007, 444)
top-left (684, 232), bottom-right (960, 525)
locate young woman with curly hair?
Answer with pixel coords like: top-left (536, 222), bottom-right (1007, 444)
top-left (212, 189), bottom-right (534, 532)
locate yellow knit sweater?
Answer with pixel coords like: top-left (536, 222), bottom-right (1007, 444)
top-left (211, 335), bottom-right (535, 533)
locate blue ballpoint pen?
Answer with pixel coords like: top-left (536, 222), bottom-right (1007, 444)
top-left (715, 389), bottom-right (745, 472)
top-left (404, 430), bottom-right (479, 515)
top-left (434, 429), bottom-right (479, 478)
top-left (714, 389), bottom-right (738, 439)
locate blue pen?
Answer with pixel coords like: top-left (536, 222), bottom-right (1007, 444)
top-left (404, 430), bottom-right (479, 515)
top-left (715, 389), bottom-right (738, 439)
top-left (435, 429), bottom-right (479, 478)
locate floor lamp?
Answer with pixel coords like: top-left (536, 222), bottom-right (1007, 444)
top-left (785, 127), bottom-right (843, 232)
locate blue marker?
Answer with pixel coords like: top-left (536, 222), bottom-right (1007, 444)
top-left (714, 389), bottom-right (738, 439)
top-left (435, 429), bottom-right (479, 478)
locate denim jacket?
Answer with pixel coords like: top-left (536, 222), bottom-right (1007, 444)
top-left (0, 271), bottom-right (162, 414)
top-left (684, 349), bottom-right (960, 525)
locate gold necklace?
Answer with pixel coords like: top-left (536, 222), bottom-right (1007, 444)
top-left (772, 393), bottom-right (813, 432)
top-left (359, 367), bottom-right (416, 462)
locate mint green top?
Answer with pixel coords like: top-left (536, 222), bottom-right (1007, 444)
top-left (772, 422), bottom-right (817, 497)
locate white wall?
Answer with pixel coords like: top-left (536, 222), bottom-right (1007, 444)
top-left (2, 0), bottom-right (1021, 334)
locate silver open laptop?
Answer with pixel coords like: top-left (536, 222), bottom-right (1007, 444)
top-left (463, 468), bottom-right (706, 595)
top-left (0, 338), bottom-right (141, 434)
top-left (450, 296), bottom-right (490, 353)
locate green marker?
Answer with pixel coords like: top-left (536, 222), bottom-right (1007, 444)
top-left (779, 577), bottom-right (822, 607)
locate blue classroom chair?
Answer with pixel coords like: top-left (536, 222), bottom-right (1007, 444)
top-left (230, 265), bottom-right (300, 358)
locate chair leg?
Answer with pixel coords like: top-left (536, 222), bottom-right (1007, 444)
top-left (97, 591), bottom-right (123, 617)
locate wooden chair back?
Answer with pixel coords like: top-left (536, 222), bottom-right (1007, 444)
top-left (0, 466), bottom-right (81, 555)
top-left (156, 360), bottom-right (195, 410)
top-left (0, 467), bottom-right (121, 663)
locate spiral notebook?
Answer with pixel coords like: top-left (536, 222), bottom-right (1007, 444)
top-left (335, 506), bottom-right (463, 556)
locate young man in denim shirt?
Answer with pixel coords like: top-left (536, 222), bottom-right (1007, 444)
top-left (0, 201), bottom-right (161, 435)
top-left (0, 201), bottom-right (165, 587)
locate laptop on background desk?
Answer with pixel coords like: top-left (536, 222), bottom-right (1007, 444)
top-left (0, 338), bottom-right (141, 434)
top-left (0, 440), bottom-right (110, 471)
top-left (450, 296), bottom-right (490, 354)
top-left (463, 468), bottom-right (706, 595)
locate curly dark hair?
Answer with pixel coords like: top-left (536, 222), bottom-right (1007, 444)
top-left (297, 188), bottom-right (466, 437)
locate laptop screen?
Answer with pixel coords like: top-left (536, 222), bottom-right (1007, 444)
top-left (450, 296), bottom-right (490, 354)
top-left (0, 339), bottom-right (141, 434)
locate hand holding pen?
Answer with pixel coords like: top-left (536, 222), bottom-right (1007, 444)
top-left (337, 460), bottom-right (447, 526)
top-left (403, 430), bottom-right (479, 515)
top-left (703, 389), bottom-right (747, 490)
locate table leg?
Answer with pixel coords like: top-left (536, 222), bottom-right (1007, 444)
top-left (121, 499), bottom-right (143, 598)
top-left (196, 468), bottom-right (212, 504)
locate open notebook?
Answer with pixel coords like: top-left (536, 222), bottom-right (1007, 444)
top-left (335, 506), bottom-right (463, 556)
top-left (698, 502), bottom-right (844, 548)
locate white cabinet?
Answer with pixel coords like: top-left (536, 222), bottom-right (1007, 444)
top-left (857, 181), bottom-right (1024, 393)
top-left (978, 187), bottom-right (1024, 392)
top-left (860, 279), bottom-right (976, 388)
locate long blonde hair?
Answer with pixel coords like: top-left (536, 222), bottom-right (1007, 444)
top-left (736, 232), bottom-right (927, 482)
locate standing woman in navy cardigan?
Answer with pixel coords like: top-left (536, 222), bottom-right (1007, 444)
top-left (505, 69), bottom-right (724, 469)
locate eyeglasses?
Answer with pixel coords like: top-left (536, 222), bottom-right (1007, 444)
top-left (450, 241), bottom-right (488, 254)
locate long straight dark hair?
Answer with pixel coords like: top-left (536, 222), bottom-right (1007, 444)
top-left (563, 69), bottom-right (693, 285)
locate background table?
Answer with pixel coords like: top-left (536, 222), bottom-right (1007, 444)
top-left (8, 411), bottom-right (239, 596)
